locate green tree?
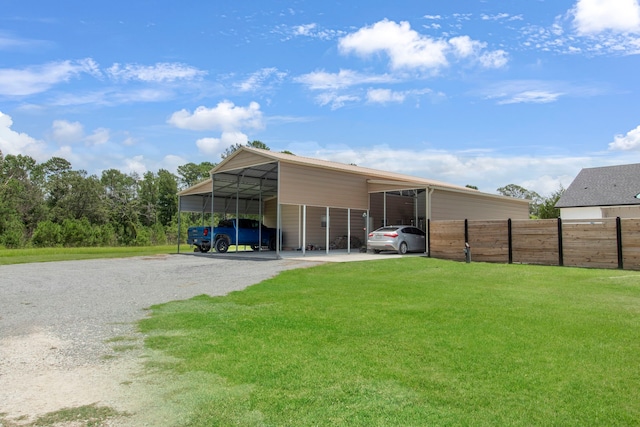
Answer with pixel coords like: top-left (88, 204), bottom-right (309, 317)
top-left (176, 161), bottom-right (215, 188)
top-left (138, 171), bottom-right (158, 226)
top-left (497, 184), bottom-right (542, 217)
top-left (537, 187), bottom-right (565, 219)
top-left (157, 169), bottom-right (178, 227)
top-left (48, 170), bottom-right (107, 224)
top-left (221, 140), bottom-right (270, 160)
top-left (0, 153), bottom-right (46, 242)
top-left (465, 184), bottom-right (479, 190)
top-left (247, 140), bottom-right (270, 150)
top-left (34, 156), bottom-right (72, 191)
top-left (101, 169), bottom-right (140, 244)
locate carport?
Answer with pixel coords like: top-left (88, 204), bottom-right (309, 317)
top-left (178, 146), bottom-right (530, 258)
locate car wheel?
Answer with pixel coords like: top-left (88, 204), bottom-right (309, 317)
top-left (398, 242), bottom-right (408, 255)
top-left (215, 239), bottom-right (229, 253)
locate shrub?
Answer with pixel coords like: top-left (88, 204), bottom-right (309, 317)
top-left (0, 217), bottom-right (26, 248)
top-left (150, 223), bottom-right (168, 245)
top-left (32, 220), bottom-right (63, 247)
top-left (61, 218), bottom-right (93, 247)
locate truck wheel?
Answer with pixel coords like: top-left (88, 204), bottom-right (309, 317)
top-left (193, 246), bottom-right (201, 252)
top-left (201, 245), bottom-right (210, 253)
top-left (215, 239), bottom-right (229, 253)
top-left (251, 245), bottom-right (260, 251)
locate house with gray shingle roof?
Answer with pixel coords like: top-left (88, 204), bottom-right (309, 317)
top-left (556, 163), bottom-right (640, 219)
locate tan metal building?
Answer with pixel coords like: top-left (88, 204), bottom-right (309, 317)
top-left (178, 146), bottom-right (530, 256)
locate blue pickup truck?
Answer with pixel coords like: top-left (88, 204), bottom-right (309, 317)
top-left (187, 218), bottom-right (277, 253)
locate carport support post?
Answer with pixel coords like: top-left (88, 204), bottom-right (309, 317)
top-left (347, 208), bottom-right (351, 254)
top-left (258, 178), bottom-right (263, 251)
top-left (326, 206), bottom-right (330, 255)
top-left (302, 205), bottom-right (307, 256)
top-left (177, 196), bottom-right (181, 254)
top-left (211, 174), bottom-right (215, 252)
top-left (235, 175), bottom-right (240, 253)
top-left (383, 191), bottom-right (387, 226)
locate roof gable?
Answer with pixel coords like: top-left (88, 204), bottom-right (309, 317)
top-left (556, 163), bottom-right (640, 208)
top-left (220, 146), bottom-right (474, 191)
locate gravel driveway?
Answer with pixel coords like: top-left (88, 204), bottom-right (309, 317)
top-left (0, 254), bottom-right (316, 425)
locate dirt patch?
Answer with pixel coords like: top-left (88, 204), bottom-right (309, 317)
top-left (0, 255), bottom-right (318, 426)
top-left (0, 331), bottom-right (141, 425)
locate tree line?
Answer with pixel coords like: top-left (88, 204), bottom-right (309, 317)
top-left (1, 141), bottom-right (561, 249)
top-left (0, 141), bottom-right (271, 249)
top-left (0, 151), bottom-right (203, 248)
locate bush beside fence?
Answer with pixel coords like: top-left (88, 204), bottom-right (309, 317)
top-left (428, 217), bottom-right (640, 271)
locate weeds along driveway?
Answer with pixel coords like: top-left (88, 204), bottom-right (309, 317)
top-left (0, 254), bottom-right (315, 424)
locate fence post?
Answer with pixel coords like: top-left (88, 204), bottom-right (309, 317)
top-left (617, 217), bottom-right (623, 269)
top-left (557, 218), bottom-right (564, 267)
top-left (508, 218), bottom-right (513, 264)
top-left (464, 219), bottom-right (469, 244)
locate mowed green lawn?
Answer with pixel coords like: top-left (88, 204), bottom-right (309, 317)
top-left (0, 245), bottom-right (177, 265)
top-left (139, 258), bottom-right (640, 426)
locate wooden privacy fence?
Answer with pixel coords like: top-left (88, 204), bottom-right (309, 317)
top-left (428, 218), bottom-right (640, 271)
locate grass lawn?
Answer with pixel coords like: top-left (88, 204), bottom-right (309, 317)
top-left (140, 258), bottom-right (640, 426)
top-left (0, 245), bottom-right (177, 265)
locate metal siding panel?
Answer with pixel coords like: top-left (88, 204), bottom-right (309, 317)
top-left (279, 163), bottom-right (369, 209)
top-left (431, 190), bottom-right (529, 220)
top-left (216, 152), bottom-right (275, 172)
top-left (280, 204), bottom-right (300, 250)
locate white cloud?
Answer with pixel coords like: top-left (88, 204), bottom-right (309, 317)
top-left (478, 50), bottom-right (509, 68)
top-left (50, 119), bottom-right (112, 147)
top-left (281, 23), bottom-right (345, 40)
top-left (293, 23), bottom-right (317, 36)
top-left (366, 88), bottom-right (406, 104)
top-left (51, 120), bottom-right (84, 144)
top-left (0, 111), bottom-right (47, 158)
top-left (338, 19), bottom-right (508, 72)
top-left (85, 128), bottom-right (110, 146)
top-left (498, 90), bottom-right (563, 104)
top-left (0, 31), bottom-right (48, 50)
top-left (235, 67), bottom-right (287, 92)
top-left (482, 81), bottom-right (568, 104)
top-left (161, 154), bottom-right (187, 174)
top-left (0, 58), bottom-right (100, 96)
top-left (106, 62), bottom-right (206, 82)
top-left (122, 155), bottom-right (147, 175)
top-left (449, 36), bottom-right (485, 58)
top-left (572, 0), bottom-right (640, 35)
top-left (339, 19), bottom-right (450, 70)
top-left (315, 92), bottom-right (360, 109)
top-left (608, 125), bottom-right (640, 150)
top-left (481, 13), bottom-right (510, 21)
top-left (295, 69), bottom-right (395, 90)
top-left (196, 131), bottom-right (248, 156)
top-left (168, 101), bottom-right (264, 132)
top-left (448, 36), bottom-right (508, 68)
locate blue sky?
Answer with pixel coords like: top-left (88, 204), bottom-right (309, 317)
top-left (1, 0), bottom-right (640, 195)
